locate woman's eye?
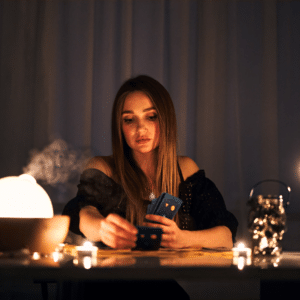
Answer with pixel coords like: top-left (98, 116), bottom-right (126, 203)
top-left (123, 118), bottom-right (133, 124)
top-left (148, 114), bottom-right (158, 121)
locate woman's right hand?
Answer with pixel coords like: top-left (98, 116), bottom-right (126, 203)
top-left (79, 206), bottom-right (138, 249)
top-left (98, 213), bottom-right (138, 249)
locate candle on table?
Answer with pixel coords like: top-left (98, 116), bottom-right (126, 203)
top-left (74, 241), bottom-right (98, 268)
top-left (76, 241), bottom-right (98, 257)
top-left (232, 242), bottom-right (252, 270)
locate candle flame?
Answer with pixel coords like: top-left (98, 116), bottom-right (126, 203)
top-left (83, 241), bottom-right (93, 249)
top-left (237, 242), bottom-right (245, 250)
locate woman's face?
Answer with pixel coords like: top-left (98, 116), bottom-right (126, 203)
top-left (121, 91), bottom-right (160, 155)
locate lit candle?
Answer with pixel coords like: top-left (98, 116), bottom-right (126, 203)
top-left (232, 243), bottom-right (252, 257)
top-left (75, 241), bottom-right (98, 268)
top-left (32, 252), bottom-right (41, 260)
top-left (232, 242), bottom-right (252, 270)
top-left (76, 241), bottom-right (98, 258)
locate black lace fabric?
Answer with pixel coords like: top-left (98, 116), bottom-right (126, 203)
top-left (63, 168), bottom-right (238, 243)
top-left (179, 170), bottom-right (238, 243)
top-left (62, 169), bottom-right (127, 236)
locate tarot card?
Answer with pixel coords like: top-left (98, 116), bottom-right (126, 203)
top-left (146, 196), bottom-right (158, 215)
top-left (134, 226), bottom-right (162, 250)
top-left (147, 192), bottom-right (166, 215)
top-left (153, 193), bottom-right (183, 220)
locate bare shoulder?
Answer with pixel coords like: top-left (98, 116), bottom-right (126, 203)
top-left (178, 156), bottom-right (200, 181)
top-left (84, 155), bottom-right (114, 178)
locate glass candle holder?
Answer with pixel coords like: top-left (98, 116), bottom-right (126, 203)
top-left (247, 180), bottom-right (290, 258)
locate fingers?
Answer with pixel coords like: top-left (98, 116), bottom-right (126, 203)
top-left (99, 214), bottom-right (180, 249)
top-left (144, 214), bottom-right (173, 226)
top-left (142, 215), bottom-right (183, 249)
top-left (100, 229), bottom-right (136, 249)
top-left (100, 214), bottom-right (138, 249)
top-left (106, 214), bottom-right (138, 235)
top-left (103, 217), bottom-right (137, 238)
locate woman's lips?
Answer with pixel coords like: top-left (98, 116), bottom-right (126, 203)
top-left (136, 138), bottom-right (150, 144)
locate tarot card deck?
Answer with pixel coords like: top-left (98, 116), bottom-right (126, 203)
top-left (134, 193), bottom-right (183, 250)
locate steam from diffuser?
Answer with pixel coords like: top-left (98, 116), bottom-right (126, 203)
top-left (23, 139), bottom-right (89, 187)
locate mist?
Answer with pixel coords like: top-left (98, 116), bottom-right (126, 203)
top-left (22, 139), bottom-right (90, 187)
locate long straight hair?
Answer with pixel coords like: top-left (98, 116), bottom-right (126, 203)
top-left (111, 75), bottom-right (180, 225)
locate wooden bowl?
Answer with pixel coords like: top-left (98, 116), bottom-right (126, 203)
top-left (0, 215), bottom-right (70, 254)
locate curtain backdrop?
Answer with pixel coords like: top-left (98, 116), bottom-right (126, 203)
top-left (1, 0), bottom-right (300, 248)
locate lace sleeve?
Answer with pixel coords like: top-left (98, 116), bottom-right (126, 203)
top-left (186, 171), bottom-right (238, 243)
top-left (62, 168), bottom-right (126, 235)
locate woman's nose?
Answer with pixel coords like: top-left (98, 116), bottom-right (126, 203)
top-left (137, 120), bottom-right (147, 132)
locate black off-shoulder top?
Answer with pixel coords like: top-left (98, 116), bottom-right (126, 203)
top-left (62, 167), bottom-right (238, 243)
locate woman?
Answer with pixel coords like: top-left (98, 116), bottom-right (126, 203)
top-left (63, 75), bottom-right (238, 250)
top-left (62, 75), bottom-right (238, 300)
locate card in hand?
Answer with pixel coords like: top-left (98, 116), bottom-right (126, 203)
top-left (146, 192), bottom-right (165, 215)
top-left (154, 193), bottom-right (183, 219)
top-left (147, 192), bottom-right (183, 220)
top-left (134, 226), bottom-right (162, 250)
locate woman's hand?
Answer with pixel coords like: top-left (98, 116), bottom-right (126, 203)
top-left (99, 213), bottom-right (138, 249)
top-left (79, 207), bottom-right (138, 249)
top-left (143, 214), bottom-right (188, 249)
top-left (143, 214), bottom-right (233, 249)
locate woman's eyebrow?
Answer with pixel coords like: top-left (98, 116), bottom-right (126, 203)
top-left (122, 107), bottom-right (156, 115)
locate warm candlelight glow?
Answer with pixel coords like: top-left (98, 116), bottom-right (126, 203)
top-left (74, 241), bottom-right (98, 268)
top-left (232, 242), bottom-right (252, 269)
top-left (237, 256), bottom-right (246, 270)
top-left (233, 242), bottom-right (250, 254)
top-left (76, 241), bottom-right (98, 258)
top-left (83, 241), bottom-right (93, 249)
top-left (32, 252), bottom-right (41, 260)
top-left (52, 251), bottom-right (60, 262)
top-left (83, 256), bottom-right (93, 269)
top-left (237, 243), bottom-right (245, 250)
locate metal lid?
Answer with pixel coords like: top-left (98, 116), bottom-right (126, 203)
top-left (249, 180), bottom-right (291, 208)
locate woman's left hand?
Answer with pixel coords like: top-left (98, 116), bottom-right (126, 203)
top-left (143, 214), bottom-right (188, 249)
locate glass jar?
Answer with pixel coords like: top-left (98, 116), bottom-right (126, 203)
top-left (247, 180), bottom-right (290, 258)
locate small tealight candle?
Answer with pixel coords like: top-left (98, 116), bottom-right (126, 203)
top-left (74, 241), bottom-right (98, 268)
top-left (232, 243), bottom-right (252, 258)
top-left (76, 241), bottom-right (98, 258)
top-left (232, 243), bottom-right (252, 270)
